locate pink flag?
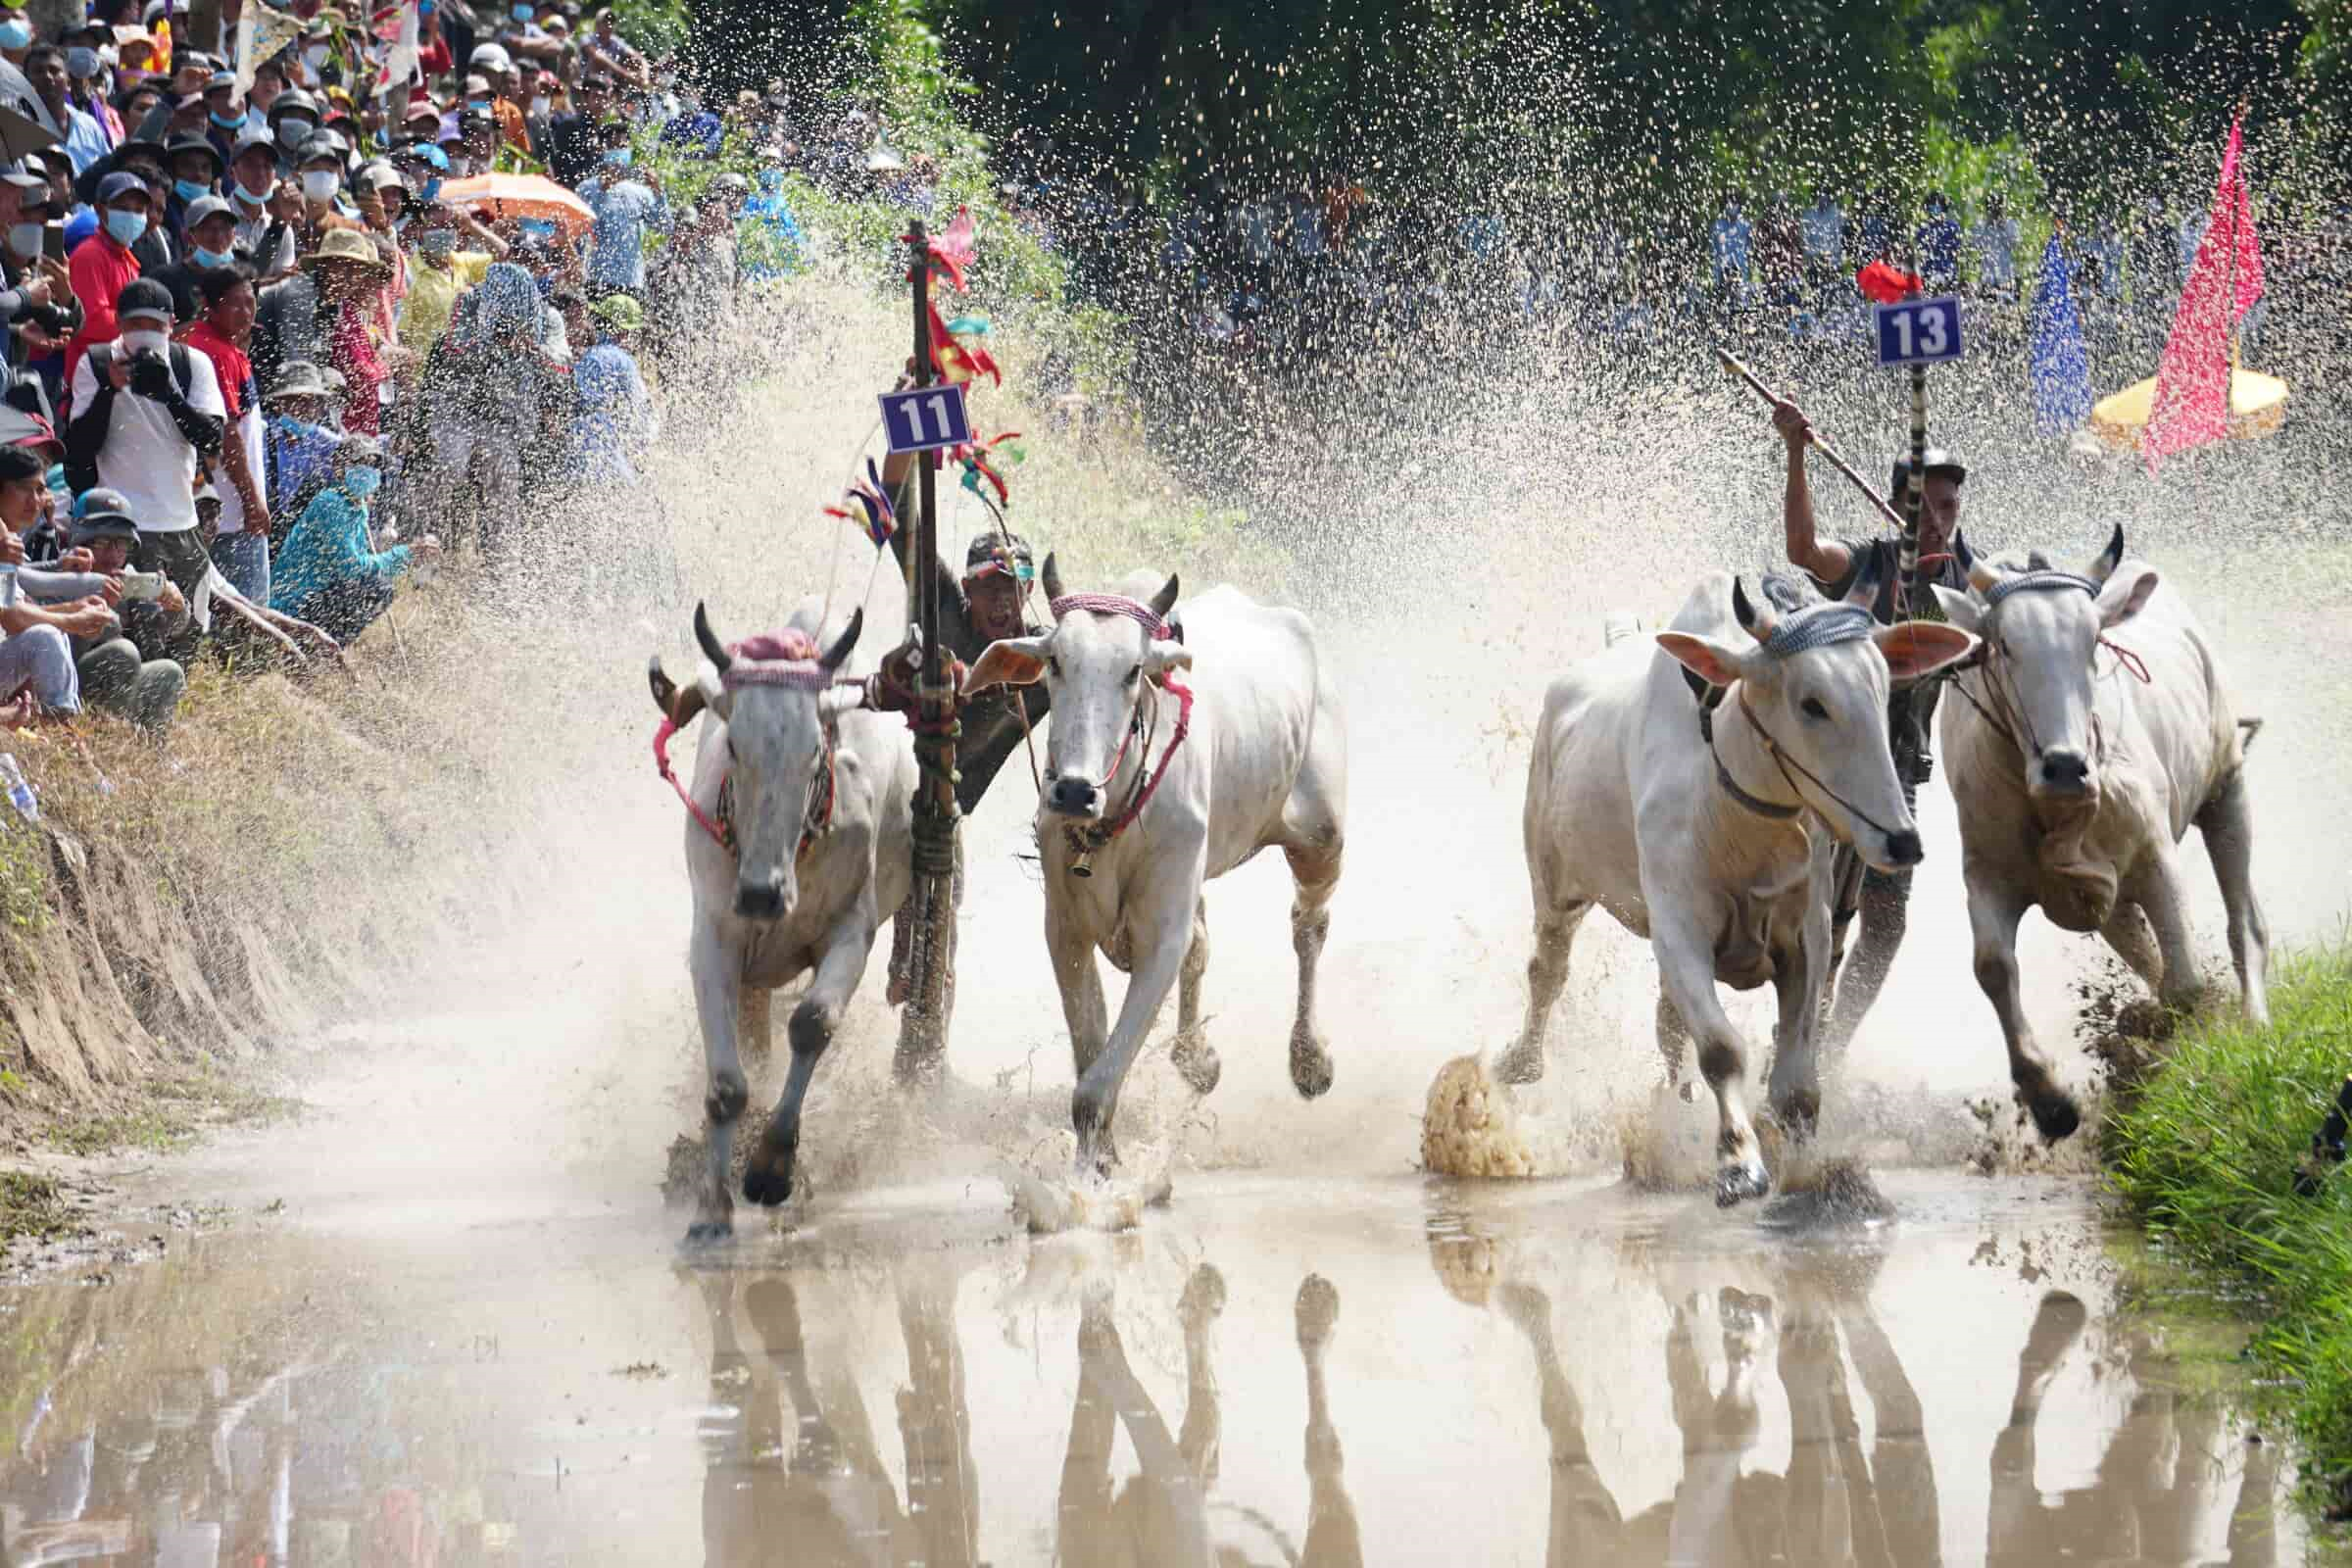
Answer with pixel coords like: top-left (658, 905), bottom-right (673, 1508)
top-left (2143, 118), bottom-right (2265, 468)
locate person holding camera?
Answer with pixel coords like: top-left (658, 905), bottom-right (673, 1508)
top-left (38, 485), bottom-right (185, 732)
top-left (0, 167), bottom-right (74, 381)
top-left (63, 275), bottom-right (226, 653)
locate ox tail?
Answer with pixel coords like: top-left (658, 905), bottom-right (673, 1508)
top-left (1602, 612), bottom-right (1642, 649)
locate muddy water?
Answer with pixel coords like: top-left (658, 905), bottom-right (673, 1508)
top-left (0, 1158), bottom-right (2316, 1566)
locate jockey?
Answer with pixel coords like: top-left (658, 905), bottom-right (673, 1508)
top-left (1772, 394), bottom-right (1975, 1050)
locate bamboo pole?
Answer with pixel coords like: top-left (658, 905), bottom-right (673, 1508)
top-left (1715, 345), bottom-right (1910, 533)
top-left (895, 220), bottom-right (958, 1088)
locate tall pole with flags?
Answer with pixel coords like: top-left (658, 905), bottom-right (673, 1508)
top-left (897, 220), bottom-right (958, 1087)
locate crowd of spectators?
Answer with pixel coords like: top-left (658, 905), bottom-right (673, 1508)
top-left (0, 0), bottom-right (762, 740)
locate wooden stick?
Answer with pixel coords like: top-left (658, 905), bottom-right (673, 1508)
top-left (1714, 345), bottom-right (1909, 534)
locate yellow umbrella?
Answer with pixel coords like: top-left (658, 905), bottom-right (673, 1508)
top-left (2088, 362), bottom-right (2288, 451)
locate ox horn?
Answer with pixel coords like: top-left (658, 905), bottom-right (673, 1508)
top-left (1148, 573), bottom-right (1180, 620)
top-left (1041, 552), bottom-right (1066, 612)
top-left (1967, 558), bottom-right (2001, 594)
top-left (648, 654), bottom-right (707, 727)
top-left (694, 602), bottom-right (731, 672)
top-left (1731, 576), bottom-right (1777, 643)
top-left (2086, 522), bottom-right (2125, 585)
top-left (819, 607), bottom-right (864, 672)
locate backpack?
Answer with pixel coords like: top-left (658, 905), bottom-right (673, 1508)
top-left (65, 342), bottom-right (199, 494)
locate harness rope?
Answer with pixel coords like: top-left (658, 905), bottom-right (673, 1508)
top-left (1936, 570), bottom-right (2152, 768)
top-left (1042, 593), bottom-right (1194, 874)
top-left (653, 632), bottom-right (853, 859)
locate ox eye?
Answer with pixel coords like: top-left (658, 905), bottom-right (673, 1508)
top-left (1047, 655), bottom-right (1061, 678)
top-left (1800, 696), bottom-right (1830, 721)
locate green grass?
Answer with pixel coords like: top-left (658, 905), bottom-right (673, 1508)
top-left (0, 1172), bottom-right (78, 1247)
top-left (2106, 947), bottom-right (2352, 1514)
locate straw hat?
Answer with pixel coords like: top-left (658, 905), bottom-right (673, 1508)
top-left (302, 226), bottom-right (390, 279)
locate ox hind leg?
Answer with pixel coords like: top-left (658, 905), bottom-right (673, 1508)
top-left (1277, 728), bottom-right (1346, 1101)
top-left (743, 916), bottom-right (880, 1208)
top-left (2197, 769), bottom-right (2271, 1025)
top-left (1650, 910), bottom-right (1772, 1205)
top-left (1498, 899), bottom-right (1592, 1086)
top-left (1967, 873), bottom-right (2082, 1142)
top-left (1168, 898), bottom-right (1221, 1096)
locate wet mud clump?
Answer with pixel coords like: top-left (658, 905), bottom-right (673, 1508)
top-left (1419, 1054), bottom-right (1536, 1177)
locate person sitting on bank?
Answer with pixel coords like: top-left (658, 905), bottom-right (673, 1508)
top-left (270, 436), bottom-right (437, 642)
top-left (50, 485), bottom-right (185, 731)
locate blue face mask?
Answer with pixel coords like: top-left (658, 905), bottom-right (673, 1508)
top-left (603, 146), bottom-right (631, 168)
top-left (345, 466), bottom-right (381, 499)
top-left (512, 3), bottom-right (532, 18)
top-left (173, 178), bottom-right (212, 204)
top-left (104, 208), bottom-right (147, 246)
top-left (0, 21), bottom-right (32, 50)
top-left (192, 244), bottom-right (233, 269)
top-left (418, 174), bottom-right (442, 202)
top-left (211, 110), bottom-right (245, 130)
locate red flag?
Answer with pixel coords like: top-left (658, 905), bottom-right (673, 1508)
top-left (1856, 260), bottom-right (1922, 305)
top-left (2143, 117), bottom-right (2265, 469)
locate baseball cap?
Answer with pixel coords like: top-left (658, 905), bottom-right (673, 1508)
top-left (1889, 448), bottom-right (1968, 489)
top-left (964, 532), bottom-right (1035, 581)
top-left (72, 486), bottom-right (138, 531)
top-left (183, 193), bottom-right (235, 227)
top-left (96, 170), bottom-right (150, 204)
top-left (117, 278), bottom-right (174, 322)
top-left (468, 42), bottom-right (512, 71)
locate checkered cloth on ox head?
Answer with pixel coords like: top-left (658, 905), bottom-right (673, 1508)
top-left (1983, 569), bottom-right (2098, 609)
top-left (719, 629), bottom-right (832, 691)
top-left (1759, 602), bottom-right (1875, 658)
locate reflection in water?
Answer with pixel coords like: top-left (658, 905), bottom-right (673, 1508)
top-left (0, 1180), bottom-right (2309, 1566)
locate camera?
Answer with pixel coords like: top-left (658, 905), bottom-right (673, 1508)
top-left (119, 571), bottom-right (165, 603)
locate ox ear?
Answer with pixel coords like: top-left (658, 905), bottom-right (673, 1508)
top-left (2097, 565), bottom-right (2159, 629)
top-left (963, 635), bottom-right (1051, 694)
top-left (1147, 573), bottom-right (1180, 620)
top-left (1655, 631), bottom-right (1750, 690)
top-left (1875, 620), bottom-right (1978, 683)
top-left (2086, 522), bottom-right (2126, 585)
top-left (649, 654), bottom-right (708, 727)
top-left (1930, 584), bottom-right (1983, 635)
top-left (1144, 640), bottom-right (1193, 682)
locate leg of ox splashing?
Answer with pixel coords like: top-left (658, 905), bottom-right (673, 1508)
top-left (1966, 877), bottom-right (2081, 1142)
top-left (686, 927), bottom-right (749, 1243)
top-left (2196, 771), bottom-right (2272, 1025)
top-left (1071, 875), bottom-right (1197, 1175)
top-left (2133, 852), bottom-right (2206, 1016)
top-left (1499, 900), bottom-right (1589, 1087)
top-left (1651, 919), bottom-right (1772, 1206)
top-left (1764, 901), bottom-right (1832, 1141)
top-left (1279, 801), bottom-right (1346, 1100)
top-left (743, 918), bottom-right (877, 1208)
top-left (1169, 899), bottom-right (1220, 1096)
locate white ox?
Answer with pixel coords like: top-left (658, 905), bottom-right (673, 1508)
top-left (963, 558), bottom-right (1347, 1172)
top-left (1932, 526), bottom-right (2268, 1140)
top-left (1502, 564), bottom-right (1976, 1204)
top-left (648, 602), bottom-right (916, 1243)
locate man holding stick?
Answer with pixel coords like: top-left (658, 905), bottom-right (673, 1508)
top-left (1772, 393), bottom-right (1975, 1048)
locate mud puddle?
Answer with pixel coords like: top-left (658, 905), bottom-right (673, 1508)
top-left (0, 1161), bottom-right (2324, 1565)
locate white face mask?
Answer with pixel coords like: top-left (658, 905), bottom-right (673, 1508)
top-left (528, 95), bottom-right (548, 118)
top-left (301, 169), bottom-right (339, 203)
top-left (120, 327), bottom-right (170, 357)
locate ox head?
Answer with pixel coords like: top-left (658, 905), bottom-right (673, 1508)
top-left (679, 602), bottom-right (864, 920)
top-left (1932, 524), bottom-right (2158, 804)
top-left (1656, 559), bottom-right (1978, 871)
top-left (961, 554), bottom-right (1189, 820)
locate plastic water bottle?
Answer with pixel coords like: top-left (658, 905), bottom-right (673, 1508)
top-left (0, 754), bottom-right (36, 823)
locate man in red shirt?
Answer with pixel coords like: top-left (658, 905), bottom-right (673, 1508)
top-left (180, 262), bottom-right (270, 596)
top-left (66, 171), bottom-right (150, 381)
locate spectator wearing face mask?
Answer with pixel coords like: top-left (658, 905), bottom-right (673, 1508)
top-left (0, 170), bottom-right (73, 375)
top-left (266, 88), bottom-right (319, 163)
top-left (64, 276), bottom-right (225, 640)
top-left (149, 191), bottom-right (236, 323)
top-left (270, 439), bottom-right (434, 641)
top-left (201, 71), bottom-right (246, 164)
top-left (35, 484), bottom-right (186, 732)
top-left (576, 128), bottom-right (665, 298)
top-left (65, 170), bottom-right (149, 379)
top-left (398, 202), bottom-right (490, 372)
top-left (305, 228), bottom-right (391, 436)
top-left (258, 359), bottom-right (339, 534)
top-left (225, 125), bottom-right (298, 278)
top-left (182, 263), bottom-right (270, 599)
top-left (0, 449), bottom-right (115, 724)
top-left (161, 134), bottom-right (223, 239)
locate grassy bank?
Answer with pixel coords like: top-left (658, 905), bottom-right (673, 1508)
top-left (2106, 948), bottom-right (2352, 1514)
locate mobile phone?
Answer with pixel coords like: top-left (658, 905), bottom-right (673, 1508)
top-left (119, 571), bottom-right (165, 603)
top-left (40, 221), bottom-right (63, 262)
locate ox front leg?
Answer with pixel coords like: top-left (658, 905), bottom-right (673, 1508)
top-left (1169, 898), bottom-right (1220, 1096)
top-left (744, 916), bottom-right (878, 1208)
top-left (1072, 868), bottom-right (1198, 1176)
top-left (1967, 875), bottom-right (2081, 1141)
top-left (1764, 897), bottom-right (1832, 1141)
top-left (686, 926), bottom-right (749, 1244)
top-left (1651, 917), bottom-right (1771, 1206)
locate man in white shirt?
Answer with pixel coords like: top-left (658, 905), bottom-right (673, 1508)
top-left (62, 275), bottom-right (225, 640)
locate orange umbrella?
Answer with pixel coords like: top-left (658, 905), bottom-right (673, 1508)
top-left (439, 173), bottom-right (594, 239)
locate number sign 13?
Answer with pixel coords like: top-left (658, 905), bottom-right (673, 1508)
top-left (879, 383), bottom-right (975, 454)
top-left (1875, 296), bottom-right (1965, 367)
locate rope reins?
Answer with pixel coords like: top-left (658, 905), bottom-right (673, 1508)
top-left (1041, 593), bottom-right (1195, 875)
top-left (1937, 571), bottom-right (2152, 767)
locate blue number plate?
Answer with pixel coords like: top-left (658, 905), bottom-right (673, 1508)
top-left (878, 383), bottom-right (975, 454)
top-left (1874, 296), bottom-right (1965, 367)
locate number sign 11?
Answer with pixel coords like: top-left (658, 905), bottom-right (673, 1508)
top-left (1875, 296), bottom-right (1965, 368)
top-left (879, 383), bottom-right (975, 454)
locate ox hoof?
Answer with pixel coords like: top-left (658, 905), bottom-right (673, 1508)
top-left (1290, 1032), bottom-right (1335, 1099)
top-left (1171, 1033), bottom-right (1222, 1096)
top-left (684, 1216), bottom-right (733, 1246)
top-left (1494, 1042), bottom-right (1546, 1087)
top-left (1180, 1263), bottom-right (1227, 1330)
top-left (741, 1132), bottom-right (798, 1208)
top-left (2022, 1083), bottom-right (2082, 1144)
top-left (1714, 1160), bottom-right (1772, 1209)
top-left (1296, 1273), bottom-right (1339, 1349)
